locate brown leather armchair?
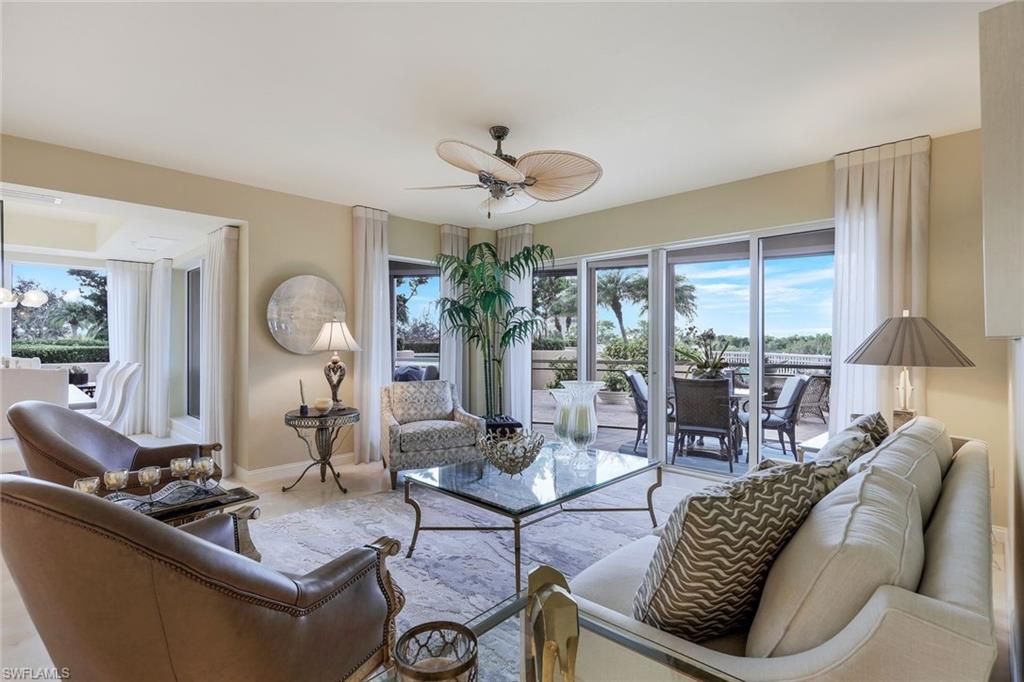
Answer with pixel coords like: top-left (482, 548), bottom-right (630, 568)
top-left (0, 474), bottom-right (404, 681)
top-left (7, 401), bottom-right (223, 494)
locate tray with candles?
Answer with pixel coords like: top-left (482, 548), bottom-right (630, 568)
top-left (105, 479), bottom-right (258, 524)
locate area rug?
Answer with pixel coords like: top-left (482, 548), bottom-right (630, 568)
top-left (251, 470), bottom-right (678, 680)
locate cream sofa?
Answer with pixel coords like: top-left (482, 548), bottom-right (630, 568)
top-left (570, 417), bottom-right (996, 681)
top-left (1, 367), bottom-right (69, 439)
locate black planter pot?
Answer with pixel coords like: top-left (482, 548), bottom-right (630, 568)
top-left (69, 372), bottom-right (88, 386)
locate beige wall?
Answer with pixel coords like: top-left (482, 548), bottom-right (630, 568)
top-left (0, 134), bottom-right (422, 472)
top-left (389, 214), bottom-right (441, 261)
top-left (533, 129), bottom-right (1010, 528)
top-left (534, 160), bottom-right (833, 257)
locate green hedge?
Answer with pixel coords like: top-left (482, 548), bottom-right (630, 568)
top-left (532, 337), bottom-right (566, 351)
top-left (12, 342), bottom-right (109, 363)
top-left (400, 341), bottom-right (440, 354)
top-left (14, 337), bottom-right (108, 347)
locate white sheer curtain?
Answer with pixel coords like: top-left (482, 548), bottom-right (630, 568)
top-left (200, 226), bottom-right (239, 475)
top-left (353, 206), bottom-right (391, 464)
top-left (107, 260), bottom-right (151, 435)
top-left (146, 259), bottom-right (172, 437)
top-left (439, 224), bottom-right (469, 406)
top-left (497, 224), bottom-right (533, 424)
top-left (831, 137), bottom-right (930, 432)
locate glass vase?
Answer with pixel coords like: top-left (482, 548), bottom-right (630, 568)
top-left (558, 380), bottom-right (603, 452)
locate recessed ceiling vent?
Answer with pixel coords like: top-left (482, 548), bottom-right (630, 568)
top-left (132, 236), bottom-right (179, 252)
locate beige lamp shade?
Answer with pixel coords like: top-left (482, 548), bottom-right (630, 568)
top-left (311, 319), bottom-right (361, 353)
top-left (845, 314), bottom-right (974, 368)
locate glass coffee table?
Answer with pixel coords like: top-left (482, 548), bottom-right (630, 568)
top-left (403, 445), bottom-right (662, 591)
top-left (369, 592), bottom-right (739, 682)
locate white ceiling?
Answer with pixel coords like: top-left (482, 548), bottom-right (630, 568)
top-left (1, 183), bottom-right (232, 262)
top-left (1, 2), bottom-right (990, 229)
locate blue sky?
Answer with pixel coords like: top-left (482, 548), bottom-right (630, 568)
top-left (594, 255), bottom-right (834, 337)
top-left (12, 263), bottom-right (94, 302)
top-left (396, 275), bottom-right (440, 324)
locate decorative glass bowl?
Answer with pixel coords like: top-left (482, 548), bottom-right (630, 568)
top-left (477, 431), bottom-right (545, 475)
top-left (394, 621), bottom-right (478, 682)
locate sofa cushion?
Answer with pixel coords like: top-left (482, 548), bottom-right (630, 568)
top-left (393, 365), bottom-right (425, 382)
top-left (389, 380), bottom-right (453, 425)
top-left (572, 535), bottom-right (660, 616)
top-left (847, 427), bottom-right (943, 523)
top-left (844, 412), bottom-right (890, 448)
top-left (892, 415), bottom-right (955, 476)
top-left (632, 464), bottom-right (814, 642)
top-left (746, 468), bottom-right (924, 658)
top-left (399, 420), bottom-right (475, 452)
top-left (758, 455), bottom-right (848, 505)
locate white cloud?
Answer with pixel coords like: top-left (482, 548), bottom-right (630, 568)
top-left (683, 266), bottom-right (751, 281)
top-left (61, 288), bottom-right (82, 302)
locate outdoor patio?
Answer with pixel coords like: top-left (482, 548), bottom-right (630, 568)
top-left (530, 388), bottom-right (829, 477)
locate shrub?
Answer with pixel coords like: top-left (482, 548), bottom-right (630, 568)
top-left (544, 356), bottom-right (577, 389)
top-left (13, 337), bottom-right (108, 347)
top-left (532, 336), bottom-right (566, 351)
top-left (12, 342), bottom-right (109, 363)
top-left (401, 341), bottom-right (439, 354)
top-left (603, 371), bottom-right (629, 392)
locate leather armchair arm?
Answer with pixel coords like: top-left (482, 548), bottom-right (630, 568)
top-left (179, 508), bottom-right (262, 561)
top-left (292, 537), bottom-right (403, 613)
top-left (131, 442), bottom-right (222, 473)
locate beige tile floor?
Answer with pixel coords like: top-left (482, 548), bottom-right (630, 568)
top-left (0, 437), bottom-right (1014, 680)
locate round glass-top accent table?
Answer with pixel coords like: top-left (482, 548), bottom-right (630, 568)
top-left (282, 407), bottom-right (360, 494)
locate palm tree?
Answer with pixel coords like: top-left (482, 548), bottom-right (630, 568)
top-left (596, 270), bottom-right (698, 343)
top-left (596, 270), bottom-right (635, 343)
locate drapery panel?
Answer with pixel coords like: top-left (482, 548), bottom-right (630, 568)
top-left (496, 224), bottom-right (534, 424)
top-left (145, 259), bottom-right (172, 437)
top-left (107, 260), bottom-right (152, 435)
top-left (439, 224), bottom-right (470, 407)
top-left (200, 226), bottom-right (239, 475)
top-left (353, 206), bottom-right (391, 464)
top-left (831, 137), bottom-right (930, 432)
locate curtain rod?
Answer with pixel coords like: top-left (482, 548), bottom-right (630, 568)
top-left (836, 134), bottom-right (930, 157)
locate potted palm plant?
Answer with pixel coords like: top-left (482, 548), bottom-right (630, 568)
top-left (437, 241), bottom-right (553, 423)
top-left (677, 326), bottom-right (730, 378)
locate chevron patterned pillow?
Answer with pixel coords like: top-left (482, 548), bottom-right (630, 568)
top-left (632, 464), bottom-right (815, 641)
top-left (846, 412), bottom-right (889, 447)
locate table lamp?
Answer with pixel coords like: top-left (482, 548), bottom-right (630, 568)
top-left (845, 310), bottom-right (974, 427)
top-left (311, 318), bottom-right (361, 409)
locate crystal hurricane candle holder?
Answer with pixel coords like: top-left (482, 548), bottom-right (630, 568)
top-left (73, 476), bottom-right (101, 495)
top-left (102, 469), bottom-right (129, 493)
top-left (137, 466), bottom-right (162, 503)
top-left (394, 621), bottom-right (478, 682)
top-left (195, 456), bottom-right (216, 487)
top-left (170, 457), bottom-right (193, 481)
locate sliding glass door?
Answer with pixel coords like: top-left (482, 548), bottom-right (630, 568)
top-left (755, 229), bottom-right (835, 463)
top-left (530, 264), bottom-right (579, 441)
top-left (663, 241), bottom-right (751, 476)
top-left (586, 254), bottom-right (649, 454)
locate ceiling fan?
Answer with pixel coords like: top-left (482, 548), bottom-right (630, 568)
top-left (409, 126), bottom-right (602, 218)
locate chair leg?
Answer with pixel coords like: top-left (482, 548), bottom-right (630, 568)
top-left (777, 429), bottom-right (786, 452)
top-left (390, 470), bottom-right (398, 490)
top-left (788, 426), bottom-right (799, 460)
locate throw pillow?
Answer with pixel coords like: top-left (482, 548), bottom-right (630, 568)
top-left (757, 456), bottom-right (848, 505)
top-left (389, 380), bottom-right (454, 424)
top-left (746, 467), bottom-right (924, 657)
top-left (845, 412), bottom-right (889, 448)
top-left (632, 464), bottom-right (815, 641)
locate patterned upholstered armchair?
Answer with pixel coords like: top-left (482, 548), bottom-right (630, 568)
top-left (381, 380), bottom-right (485, 489)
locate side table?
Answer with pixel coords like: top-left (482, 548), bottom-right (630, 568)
top-left (283, 407), bottom-right (360, 494)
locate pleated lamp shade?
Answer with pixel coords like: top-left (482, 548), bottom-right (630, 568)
top-left (844, 314), bottom-right (974, 368)
top-left (311, 319), bottom-right (361, 353)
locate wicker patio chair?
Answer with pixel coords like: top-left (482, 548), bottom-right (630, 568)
top-left (671, 377), bottom-right (739, 472)
top-left (798, 374), bottom-right (830, 424)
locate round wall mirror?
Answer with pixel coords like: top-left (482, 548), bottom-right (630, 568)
top-left (267, 275), bottom-right (346, 355)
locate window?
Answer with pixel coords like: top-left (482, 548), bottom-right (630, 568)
top-left (9, 263), bottom-right (109, 362)
top-left (389, 260), bottom-right (441, 376)
top-left (531, 265), bottom-right (579, 436)
top-left (186, 267), bottom-right (201, 419)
